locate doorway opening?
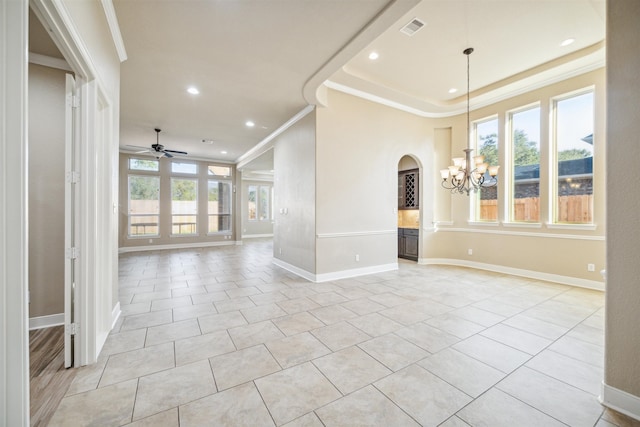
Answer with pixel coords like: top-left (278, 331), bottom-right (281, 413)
top-left (397, 155), bottom-right (421, 262)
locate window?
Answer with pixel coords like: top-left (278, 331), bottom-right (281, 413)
top-left (248, 184), bottom-right (272, 221)
top-left (128, 175), bottom-right (160, 236)
top-left (171, 162), bottom-right (197, 174)
top-left (208, 165), bottom-right (232, 177)
top-left (510, 105), bottom-right (541, 222)
top-left (171, 178), bottom-right (198, 235)
top-left (129, 158), bottom-right (159, 171)
top-left (553, 90), bottom-right (594, 224)
top-left (474, 117), bottom-right (499, 221)
top-left (208, 180), bottom-right (232, 233)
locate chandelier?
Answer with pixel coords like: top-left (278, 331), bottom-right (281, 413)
top-left (440, 47), bottom-right (499, 195)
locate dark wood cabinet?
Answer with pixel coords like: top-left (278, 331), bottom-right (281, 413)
top-left (398, 228), bottom-right (419, 261)
top-left (398, 169), bottom-right (419, 210)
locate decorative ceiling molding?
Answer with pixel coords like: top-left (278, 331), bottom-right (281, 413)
top-left (100, 0), bottom-right (127, 62)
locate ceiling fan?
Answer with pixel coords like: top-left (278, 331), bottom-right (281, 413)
top-left (127, 128), bottom-right (188, 159)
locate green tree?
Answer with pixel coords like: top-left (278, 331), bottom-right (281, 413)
top-left (513, 129), bottom-right (540, 165)
top-left (129, 176), bottom-right (159, 200)
top-left (172, 179), bottom-right (196, 200)
top-left (558, 148), bottom-right (591, 161)
top-left (478, 133), bottom-right (498, 166)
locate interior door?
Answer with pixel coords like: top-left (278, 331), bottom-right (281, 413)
top-left (64, 73), bottom-right (79, 368)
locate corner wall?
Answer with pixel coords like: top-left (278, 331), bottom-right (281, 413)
top-left (273, 112), bottom-right (317, 276)
top-left (602, 0), bottom-right (640, 418)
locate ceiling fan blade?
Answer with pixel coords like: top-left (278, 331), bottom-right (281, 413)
top-left (163, 149), bottom-right (188, 155)
top-left (125, 144), bottom-right (152, 153)
top-left (163, 152), bottom-right (174, 158)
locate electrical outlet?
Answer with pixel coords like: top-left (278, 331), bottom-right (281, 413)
top-left (587, 263), bottom-right (595, 272)
top-left (279, 248), bottom-right (282, 255)
top-left (149, 239), bottom-right (153, 243)
top-left (355, 254), bottom-right (360, 262)
top-left (468, 249), bottom-right (473, 255)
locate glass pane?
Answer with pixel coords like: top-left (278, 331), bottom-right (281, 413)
top-left (171, 162), bottom-right (198, 174)
top-left (555, 92), bottom-right (594, 224)
top-left (172, 178), bottom-right (197, 234)
top-left (248, 185), bottom-right (257, 221)
top-left (128, 175), bottom-right (160, 236)
top-left (208, 180), bottom-right (232, 233)
top-left (208, 165), bottom-right (231, 177)
top-left (475, 118), bottom-right (499, 221)
top-left (208, 215), bottom-right (231, 233)
top-left (259, 186), bottom-right (270, 220)
top-left (511, 106), bottom-right (541, 222)
top-left (129, 158), bottom-right (159, 171)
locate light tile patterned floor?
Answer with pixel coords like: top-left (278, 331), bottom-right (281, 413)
top-left (49, 239), bottom-right (638, 426)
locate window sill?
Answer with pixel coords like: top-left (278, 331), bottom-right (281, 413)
top-left (467, 221), bottom-right (500, 227)
top-left (170, 234), bottom-right (199, 238)
top-left (545, 223), bottom-right (597, 231)
top-left (128, 234), bottom-right (160, 239)
top-left (502, 222), bottom-right (542, 229)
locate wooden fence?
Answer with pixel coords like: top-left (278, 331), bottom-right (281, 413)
top-left (480, 195), bottom-right (593, 223)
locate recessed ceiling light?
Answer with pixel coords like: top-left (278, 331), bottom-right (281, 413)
top-left (368, 52), bottom-right (379, 60)
top-left (201, 139), bottom-right (214, 144)
top-left (448, 88), bottom-right (458, 94)
top-left (221, 150), bottom-right (227, 154)
top-left (187, 86), bottom-right (200, 95)
top-left (560, 38), bottom-right (575, 47)
top-left (245, 121), bottom-right (255, 127)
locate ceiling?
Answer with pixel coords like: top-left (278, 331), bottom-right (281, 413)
top-left (109, 0), bottom-right (605, 171)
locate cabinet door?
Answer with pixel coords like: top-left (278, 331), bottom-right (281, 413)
top-left (405, 234), bottom-right (419, 259)
top-left (398, 174), bottom-right (405, 208)
top-left (397, 229), bottom-right (404, 256)
top-left (404, 171), bottom-right (419, 209)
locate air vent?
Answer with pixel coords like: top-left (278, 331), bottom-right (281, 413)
top-left (400, 18), bottom-right (425, 36)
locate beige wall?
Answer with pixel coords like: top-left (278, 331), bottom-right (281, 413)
top-left (605, 0), bottom-right (640, 402)
top-left (118, 154), bottom-right (237, 248)
top-left (428, 68), bottom-right (606, 284)
top-left (315, 89), bottom-right (433, 274)
top-left (312, 68), bottom-right (605, 284)
top-left (273, 112), bottom-right (317, 273)
top-left (28, 64), bottom-right (66, 318)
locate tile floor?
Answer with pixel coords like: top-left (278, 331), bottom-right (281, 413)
top-left (48, 239), bottom-right (638, 426)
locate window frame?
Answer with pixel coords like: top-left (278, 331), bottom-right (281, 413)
top-left (247, 183), bottom-right (273, 222)
top-left (207, 177), bottom-right (233, 235)
top-left (472, 115), bottom-right (500, 223)
top-left (506, 102), bottom-right (542, 224)
top-left (550, 87), bottom-right (595, 226)
top-left (127, 173), bottom-right (161, 238)
top-left (170, 177), bottom-right (199, 236)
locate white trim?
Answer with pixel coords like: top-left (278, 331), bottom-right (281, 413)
top-left (433, 220), bottom-right (453, 226)
top-left (502, 221), bottom-right (543, 229)
top-left (467, 221), bottom-right (500, 227)
top-left (600, 382), bottom-right (640, 422)
top-left (316, 229), bottom-right (397, 239)
top-left (1, 0), bottom-right (30, 423)
top-left (545, 223), bottom-right (598, 231)
top-left (272, 258), bottom-right (399, 283)
top-left (242, 234), bottom-right (274, 239)
top-left (111, 301), bottom-right (121, 330)
top-left (315, 263), bottom-right (398, 283)
top-left (29, 314), bottom-right (65, 330)
top-left (118, 240), bottom-right (238, 253)
top-left (418, 258), bottom-right (604, 291)
top-left (100, 0), bottom-right (127, 62)
top-left (236, 105), bottom-right (314, 167)
top-left (435, 226), bottom-right (605, 241)
top-left (28, 52), bottom-right (72, 71)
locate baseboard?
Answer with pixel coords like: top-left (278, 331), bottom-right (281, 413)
top-left (272, 258), bottom-right (398, 283)
top-left (111, 301), bottom-right (121, 330)
top-left (272, 258), bottom-right (316, 282)
top-left (242, 234), bottom-right (273, 239)
top-left (600, 382), bottom-right (640, 421)
top-left (418, 258), bottom-right (605, 291)
top-left (29, 313), bottom-right (64, 330)
top-left (119, 240), bottom-right (238, 253)
top-left (315, 263), bottom-right (398, 283)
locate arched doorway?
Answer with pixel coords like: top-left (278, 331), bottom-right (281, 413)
top-left (397, 155), bottom-right (421, 262)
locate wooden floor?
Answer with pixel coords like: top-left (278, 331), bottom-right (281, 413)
top-left (30, 326), bottom-right (76, 427)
